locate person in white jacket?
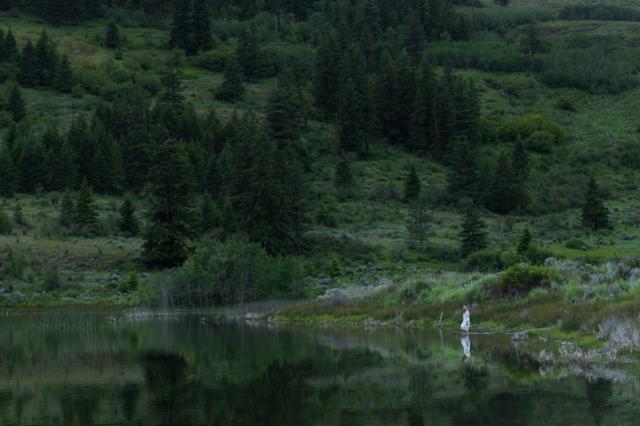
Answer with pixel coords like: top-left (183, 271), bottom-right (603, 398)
top-left (460, 305), bottom-right (470, 334)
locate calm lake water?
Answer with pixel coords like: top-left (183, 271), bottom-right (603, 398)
top-left (0, 312), bottom-right (638, 426)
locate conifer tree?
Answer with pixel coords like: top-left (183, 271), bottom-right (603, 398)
top-left (105, 22), bottom-right (121, 49)
top-left (267, 78), bottom-right (304, 147)
top-left (13, 203), bottom-right (26, 227)
top-left (3, 30), bottom-right (16, 62)
top-left (460, 207), bottom-right (487, 257)
top-left (517, 227), bottom-right (532, 255)
top-left (17, 139), bottom-right (48, 193)
top-left (447, 138), bottom-right (479, 201)
top-left (215, 58), bottom-right (245, 101)
top-left (582, 176), bottom-right (610, 231)
top-left (7, 83), bottom-right (24, 122)
top-left (169, 0), bottom-right (192, 53)
top-left (18, 40), bottom-right (38, 87)
top-left (35, 30), bottom-right (57, 86)
top-left (486, 153), bottom-right (516, 214)
top-left (315, 33), bottom-right (341, 118)
top-left (59, 191), bottom-right (74, 227)
top-left (334, 157), bottom-right (354, 193)
top-left (404, 164), bottom-right (422, 203)
top-left (410, 60), bottom-right (437, 152)
top-left (406, 13), bottom-right (425, 62)
top-left (119, 197), bottom-right (139, 236)
top-left (143, 139), bottom-right (194, 269)
top-left (0, 207), bottom-right (11, 235)
top-left (0, 147), bottom-right (14, 197)
top-left (192, 0), bottom-right (213, 53)
top-left (236, 28), bottom-right (260, 80)
top-left (198, 193), bottom-right (217, 233)
top-left (160, 68), bottom-right (184, 109)
top-left (74, 178), bottom-right (98, 233)
top-left (53, 54), bottom-right (73, 93)
top-left (406, 198), bottom-right (430, 248)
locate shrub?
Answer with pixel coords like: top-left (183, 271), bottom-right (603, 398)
top-left (0, 209), bottom-right (11, 235)
top-left (170, 238), bottom-right (302, 306)
top-left (565, 239), bottom-right (590, 251)
top-left (193, 48), bottom-right (234, 72)
top-left (42, 268), bottom-right (62, 291)
top-left (490, 264), bottom-right (557, 298)
top-left (471, 5), bottom-right (555, 31)
top-left (499, 114), bottom-right (564, 144)
top-left (556, 95), bottom-right (576, 112)
top-left (465, 249), bottom-right (508, 272)
top-left (560, 4), bottom-right (640, 22)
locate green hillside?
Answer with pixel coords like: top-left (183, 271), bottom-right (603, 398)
top-left (0, 0), bottom-right (639, 340)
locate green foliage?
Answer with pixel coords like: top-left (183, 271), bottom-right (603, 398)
top-left (42, 267), bottom-right (61, 291)
top-left (406, 198), bottom-right (430, 248)
top-left (517, 227), bottom-right (532, 255)
top-left (470, 5), bottom-right (555, 31)
top-left (215, 58), bottom-right (245, 101)
top-left (121, 271), bottom-right (139, 293)
top-left (334, 157), bottom-right (354, 194)
top-left (171, 238), bottom-right (302, 306)
top-left (13, 203), bottom-right (26, 227)
top-left (556, 95), bottom-right (577, 112)
top-left (144, 140), bottom-right (194, 269)
top-left (7, 83), bottom-right (24, 122)
top-left (0, 207), bottom-right (11, 235)
top-left (491, 264), bottom-right (556, 298)
top-left (465, 249), bottom-right (510, 273)
top-left (59, 192), bottom-right (74, 227)
top-left (498, 114), bottom-right (564, 145)
top-left (559, 4), bottom-right (640, 21)
top-left (105, 22), bottom-right (121, 49)
top-left (403, 165), bottom-right (421, 203)
top-left (119, 197), bottom-right (139, 236)
top-left (460, 207), bottom-right (487, 257)
top-left (74, 179), bottom-right (98, 234)
top-left (581, 176), bottom-right (610, 231)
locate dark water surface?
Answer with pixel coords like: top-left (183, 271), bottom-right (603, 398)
top-left (0, 312), bottom-right (638, 425)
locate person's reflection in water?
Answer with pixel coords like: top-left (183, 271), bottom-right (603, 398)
top-left (461, 334), bottom-right (471, 363)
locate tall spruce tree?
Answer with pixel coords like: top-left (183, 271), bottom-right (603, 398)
top-left (7, 83), bottom-right (25, 122)
top-left (119, 197), bottom-right (139, 236)
top-left (18, 40), bottom-right (38, 87)
top-left (267, 78), bottom-right (304, 148)
top-left (53, 54), bottom-right (73, 93)
top-left (404, 164), bottom-right (421, 202)
top-left (143, 139), bottom-right (194, 269)
top-left (582, 176), bottom-right (610, 231)
top-left (236, 28), bottom-right (260, 79)
top-left (198, 193), bottom-right (217, 233)
top-left (486, 153), bottom-right (517, 214)
top-left (74, 178), bottom-right (98, 233)
top-left (216, 58), bottom-right (245, 101)
top-left (447, 138), bottom-right (479, 201)
top-left (334, 157), bottom-right (354, 193)
top-left (169, 0), bottom-right (192, 53)
top-left (460, 207), bottom-right (487, 257)
top-left (410, 60), bottom-right (437, 152)
top-left (517, 227), bottom-right (532, 255)
top-left (0, 147), bottom-right (14, 197)
top-left (315, 33), bottom-right (341, 118)
top-left (3, 30), bottom-right (16, 62)
top-left (192, 0), bottom-right (213, 53)
top-left (105, 22), bottom-right (121, 49)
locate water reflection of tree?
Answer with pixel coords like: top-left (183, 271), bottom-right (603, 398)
top-left (585, 378), bottom-right (612, 426)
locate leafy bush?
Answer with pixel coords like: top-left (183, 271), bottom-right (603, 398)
top-left (490, 264), bottom-right (557, 298)
top-left (499, 114), bottom-right (565, 144)
top-left (525, 130), bottom-right (556, 153)
top-left (556, 95), bottom-right (576, 112)
top-left (193, 48), bottom-right (234, 72)
top-left (565, 239), bottom-right (590, 251)
top-left (465, 249), bottom-right (509, 272)
top-left (169, 238), bottom-right (303, 306)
